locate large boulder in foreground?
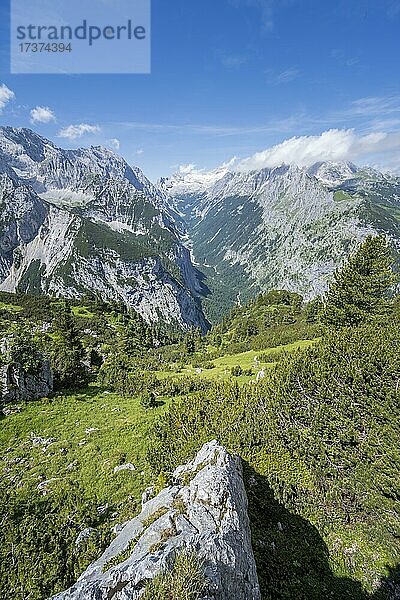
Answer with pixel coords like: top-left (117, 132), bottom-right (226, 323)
top-left (53, 440), bottom-right (261, 600)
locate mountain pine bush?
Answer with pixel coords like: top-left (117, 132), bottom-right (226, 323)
top-left (322, 235), bottom-right (396, 327)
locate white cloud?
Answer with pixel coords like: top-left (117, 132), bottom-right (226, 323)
top-left (343, 95), bottom-right (400, 119)
top-left (108, 138), bottom-right (120, 150)
top-left (265, 67), bottom-right (300, 84)
top-left (30, 106), bottom-right (56, 124)
top-left (58, 123), bottom-right (101, 140)
top-left (136, 148), bottom-right (144, 155)
top-left (0, 84), bottom-right (15, 112)
top-left (237, 128), bottom-right (400, 171)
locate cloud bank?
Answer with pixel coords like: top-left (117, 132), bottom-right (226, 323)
top-left (108, 138), bottom-right (120, 150)
top-left (58, 124), bottom-right (101, 140)
top-left (237, 128), bottom-right (400, 171)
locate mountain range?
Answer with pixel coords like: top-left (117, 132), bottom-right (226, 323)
top-left (160, 160), bottom-right (400, 321)
top-left (1, 126), bottom-right (400, 327)
top-left (0, 127), bottom-right (208, 331)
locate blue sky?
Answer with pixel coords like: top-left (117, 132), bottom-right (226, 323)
top-left (1, 0), bottom-right (400, 180)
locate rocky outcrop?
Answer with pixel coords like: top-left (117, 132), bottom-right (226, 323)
top-left (1, 350), bottom-right (53, 405)
top-left (52, 440), bottom-right (261, 600)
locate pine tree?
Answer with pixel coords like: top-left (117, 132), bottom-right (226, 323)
top-left (117, 313), bottom-right (150, 356)
top-left (322, 235), bottom-right (396, 328)
top-left (305, 296), bottom-right (323, 323)
top-left (51, 301), bottom-right (87, 389)
top-left (140, 389), bottom-right (157, 409)
top-left (184, 329), bottom-right (196, 355)
top-left (5, 325), bottom-right (41, 374)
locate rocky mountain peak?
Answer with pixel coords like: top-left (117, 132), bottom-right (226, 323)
top-left (306, 161), bottom-right (359, 186)
top-left (0, 126), bottom-right (208, 331)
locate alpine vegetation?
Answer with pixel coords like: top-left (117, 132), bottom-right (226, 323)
top-left (0, 126), bottom-right (399, 600)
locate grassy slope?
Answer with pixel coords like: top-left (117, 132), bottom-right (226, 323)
top-left (1, 335), bottom-right (310, 495)
top-left (0, 387), bottom-right (172, 514)
top-left (3, 340), bottom-right (395, 598)
top-left (0, 333), bottom-right (314, 529)
top-left (180, 340), bottom-right (315, 381)
top-left (0, 301), bottom-right (24, 313)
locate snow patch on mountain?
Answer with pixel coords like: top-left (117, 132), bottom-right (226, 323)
top-left (158, 159), bottom-right (238, 197)
top-left (306, 161), bottom-right (359, 186)
top-left (40, 189), bottom-right (94, 208)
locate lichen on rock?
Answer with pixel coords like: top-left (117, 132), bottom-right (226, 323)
top-left (52, 440), bottom-right (261, 600)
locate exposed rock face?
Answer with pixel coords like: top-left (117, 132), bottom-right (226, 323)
top-left (1, 352), bottom-right (53, 404)
top-left (160, 161), bottom-right (400, 321)
top-left (0, 127), bottom-right (208, 332)
top-left (52, 440), bottom-right (261, 600)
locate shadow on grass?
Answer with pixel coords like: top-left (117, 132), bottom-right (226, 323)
top-left (0, 386), bottom-right (106, 419)
top-left (370, 566), bottom-right (400, 600)
top-left (49, 387), bottom-right (168, 410)
top-left (244, 463), bottom-right (398, 600)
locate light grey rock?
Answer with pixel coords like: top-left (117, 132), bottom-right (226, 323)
top-left (1, 404), bottom-right (21, 416)
top-left (256, 369), bottom-right (265, 381)
top-left (97, 504), bottom-right (109, 516)
top-left (75, 528), bottom-right (97, 547)
top-left (113, 463), bottom-right (136, 474)
top-left (30, 434), bottom-right (57, 448)
top-left (141, 486), bottom-right (155, 508)
top-left (112, 522), bottom-right (128, 536)
top-left (37, 478), bottom-right (56, 495)
top-left (52, 440), bottom-right (261, 600)
top-left (1, 343), bottom-right (53, 405)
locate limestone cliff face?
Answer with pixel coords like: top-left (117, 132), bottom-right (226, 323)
top-left (0, 127), bottom-right (208, 332)
top-left (1, 347), bottom-right (53, 404)
top-left (53, 440), bottom-right (261, 600)
top-left (161, 162), bottom-right (400, 320)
